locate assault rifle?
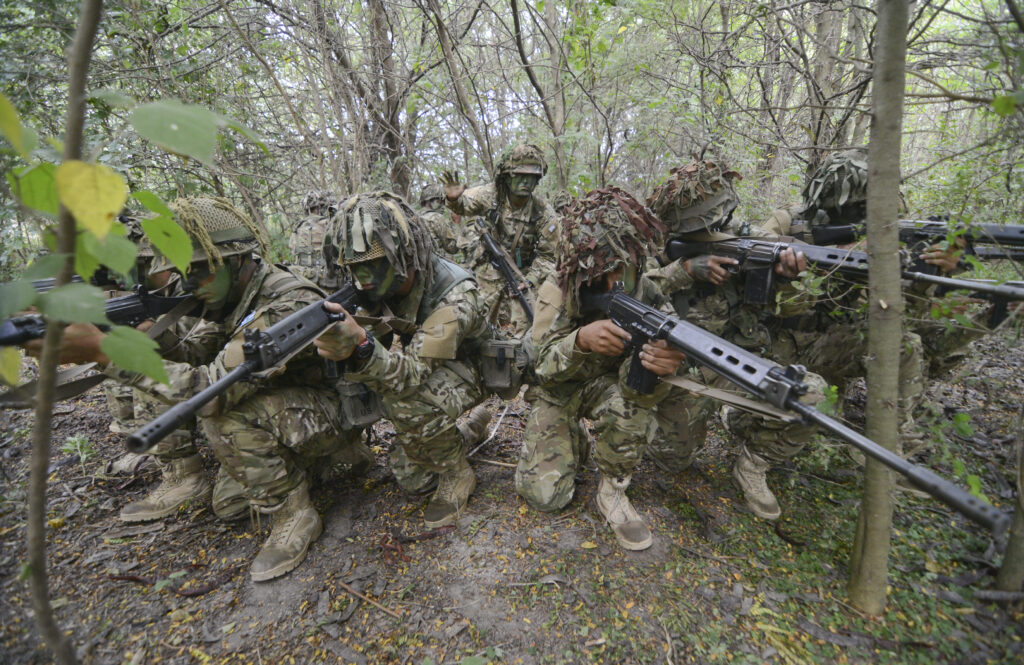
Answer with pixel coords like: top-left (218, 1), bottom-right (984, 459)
top-left (0, 287), bottom-right (197, 347)
top-left (666, 236), bottom-right (1024, 308)
top-left (804, 220), bottom-right (1024, 263)
top-left (580, 284), bottom-right (1011, 534)
top-left (127, 283), bottom-right (362, 453)
top-left (475, 216), bottom-right (534, 322)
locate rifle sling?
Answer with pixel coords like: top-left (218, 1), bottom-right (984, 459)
top-left (661, 375), bottom-right (800, 423)
top-left (0, 296), bottom-right (200, 410)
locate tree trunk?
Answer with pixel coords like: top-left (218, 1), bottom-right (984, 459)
top-left (26, 1), bottom-right (105, 663)
top-left (996, 410), bottom-right (1024, 591)
top-left (848, 0), bottom-right (910, 615)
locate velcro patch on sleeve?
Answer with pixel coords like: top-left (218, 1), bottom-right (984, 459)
top-left (418, 305), bottom-right (460, 360)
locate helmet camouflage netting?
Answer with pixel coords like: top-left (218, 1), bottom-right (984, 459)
top-left (646, 159), bottom-right (741, 235)
top-left (325, 191), bottom-right (435, 282)
top-left (557, 186), bottom-right (665, 311)
top-left (151, 197), bottom-right (267, 274)
top-left (802, 148), bottom-right (868, 220)
top-left (419, 184), bottom-right (445, 206)
top-left (301, 190), bottom-right (336, 216)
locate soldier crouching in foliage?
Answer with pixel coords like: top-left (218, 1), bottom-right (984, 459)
top-left (314, 192), bottom-right (491, 528)
top-left (515, 188), bottom-right (685, 551)
top-left (287, 190), bottom-right (337, 287)
top-left (31, 197), bottom-right (370, 582)
top-left (643, 160), bottom-right (829, 521)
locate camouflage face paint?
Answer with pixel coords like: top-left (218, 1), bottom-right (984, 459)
top-left (351, 258), bottom-right (400, 301)
top-left (195, 264), bottom-right (233, 308)
top-left (509, 174), bottom-right (540, 198)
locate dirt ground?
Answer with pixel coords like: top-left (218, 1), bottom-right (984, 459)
top-left (1, 329), bottom-right (1023, 665)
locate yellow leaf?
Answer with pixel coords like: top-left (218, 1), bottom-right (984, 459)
top-left (48, 517), bottom-right (65, 529)
top-left (617, 25), bottom-right (628, 34)
top-left (55, 161), bottom-right (127, 238)
top-left (581, 541), bottom-right (598, 549)
top-left (0, 347), bottom-right (20, 386)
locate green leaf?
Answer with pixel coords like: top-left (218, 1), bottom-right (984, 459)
top-left (24, 254), bottom-right (69, 281)
top-left (101, 326), bottom-right (169, 384)
top-left (130, 100), bottom-right (221, 165)
top-left (0, 93), bottom-right (28, 158)
top-left (141, 215), bottom-right (193, 275)
top-left (132, 189), bottom-right (175, 218)
top-left (991, 95), bottom-right (1017, 116)
top-left (154, 579), bottom-right (170, 591)
top-left (82, 230), bottom-right (138, 276)
top-left (0, 347), bottom-right (21, 387)
top-left (952, 412), bottom-right (974, 438)
top-left (37, 283), bottom-right (108, 324)
top-left (89, 88), bottom-right (136, 109)
top-left (0, 280), bottom-right (37, 320)
top-left (169, 570), bottom-right (188, 579)
top-left (55, 160), bottom-right (128, 238)
top-left (8, 162), bottom-right (59, 215)
top-left (221, 117), bottom-right (269, 155)
top-left (965, 475), bottom-right (989, 503)
top-left (74, 232), bottom-right (101, 281)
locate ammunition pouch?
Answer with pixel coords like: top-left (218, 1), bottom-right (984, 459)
top-left (479, 338), bottom-right (531, 399)
top-left (336, 379), bottom-right (383, 427)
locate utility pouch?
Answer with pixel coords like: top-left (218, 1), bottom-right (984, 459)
top-left (336, 379), bottom-right (383, 427)
top-left (479, 338), bottom-right (528, 399)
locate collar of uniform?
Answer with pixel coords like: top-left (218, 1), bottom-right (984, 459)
top-left (226, 259), bottom-right (272, 332)
top-left (387, 276), bottom-right (427, 325)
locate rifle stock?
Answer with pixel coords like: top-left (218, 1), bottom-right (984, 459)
top-left (582, 286), bottom-right (1010, 534)
top-left (127, 284), bottom-right (360, 453)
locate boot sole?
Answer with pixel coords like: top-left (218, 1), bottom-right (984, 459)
top-left (251, 519), bottom-right (324, 583)
top-left (118, 488), bottom-right (212, 523)
top-left (613, 530), bottom-right (653, 551)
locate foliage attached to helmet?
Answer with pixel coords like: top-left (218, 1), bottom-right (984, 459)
top-left (802, 149), bottom-right (868, 225)
top-left (647, 159), bottom-right (741, 236)
top-left (150, 197), bottom-right (267, 274)
top-left (556, 186), bottom-right (665, 312)
top-left (419, 184), bottom-right (445, 207)
top-left (494, 143), bottom-right (547, 201)
top-left (324, 191), bottom-right (435, 284)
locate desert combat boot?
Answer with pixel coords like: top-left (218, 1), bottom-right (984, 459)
top-left (119, 455), bottom-right (211, 523)
top-left (732, 446), bottom-right (781, 520)
top-left (423, 456), bottom-right (476, 528)
top-left (250, 481), bottom-right (322, 582)
top-left (595, 475), bottom-right (653, 551)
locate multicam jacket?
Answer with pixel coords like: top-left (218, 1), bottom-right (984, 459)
top-left (344, 255), bottom-right (492, 396)
top-left (105, 261), bottom-right (326, 415)
top-left (447, 182), bottom-right (559, 280)
top-left (530, 275), bottom-right (674, 408)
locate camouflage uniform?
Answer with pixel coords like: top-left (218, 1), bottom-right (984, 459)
top-left (643, 159), bottom-right (829, 520)
top-left (287, 191), bottom-right (336, 287)
top-left (447, 144), bottom-right (560, 334)
top-left (324, 192), bottom-right (493, 527)
top-left (419, 184), bottom-right (460, 261)
top-left (517, 187), bottom-right (669, 550)
top-left (106, 197), bottom-right (367, 581)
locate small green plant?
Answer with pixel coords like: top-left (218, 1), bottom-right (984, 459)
top-left (60, 434), bottom-right (94, 470)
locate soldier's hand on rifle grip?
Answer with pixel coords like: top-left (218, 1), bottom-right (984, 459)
top-left (920, 238), bottom-right (965, 274)
top-left (640, 339), bottom-right (686, 376)
top-left (775, 247), bottom-right (807, 279)
top-left (576, 320), bottom-right (631, 357)
top-left (314, 302), bottom-right (365, 361)
top-left (24, 322), bottom-right (109, 366)
top-left (684, 255), bottom-right (738, 285)
top-left (440, 170), bottom-right (465, 202)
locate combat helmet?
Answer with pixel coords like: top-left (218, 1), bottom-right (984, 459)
top-left (646, 159), bottom-right (741, 236)
top-left (495, 143), bottom-right (548, 179)
top-left (419, 184), bottom-right (445, 208)
top-left (802, 149), bottom-right (868, 224)
top-left (301, 190), bottom-right (335, 216)
top-left (557, 186), bottom-right (665, 314)
top-left (150, 197), bottom-right (268, 274)
top-left (324, 191), bottom-right (435, 283)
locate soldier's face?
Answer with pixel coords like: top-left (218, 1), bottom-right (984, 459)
top-left (603, 264), bottom-right (638, 294)
top-left (509, 173), bottom-right (540, 197)
top-left (350, 257), bottom-right (401, 301)
top-left (186, 261), bottom-right (233, 308)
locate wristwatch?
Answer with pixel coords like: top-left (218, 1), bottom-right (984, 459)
top-left (353, 333), bottom-right (375, 361)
